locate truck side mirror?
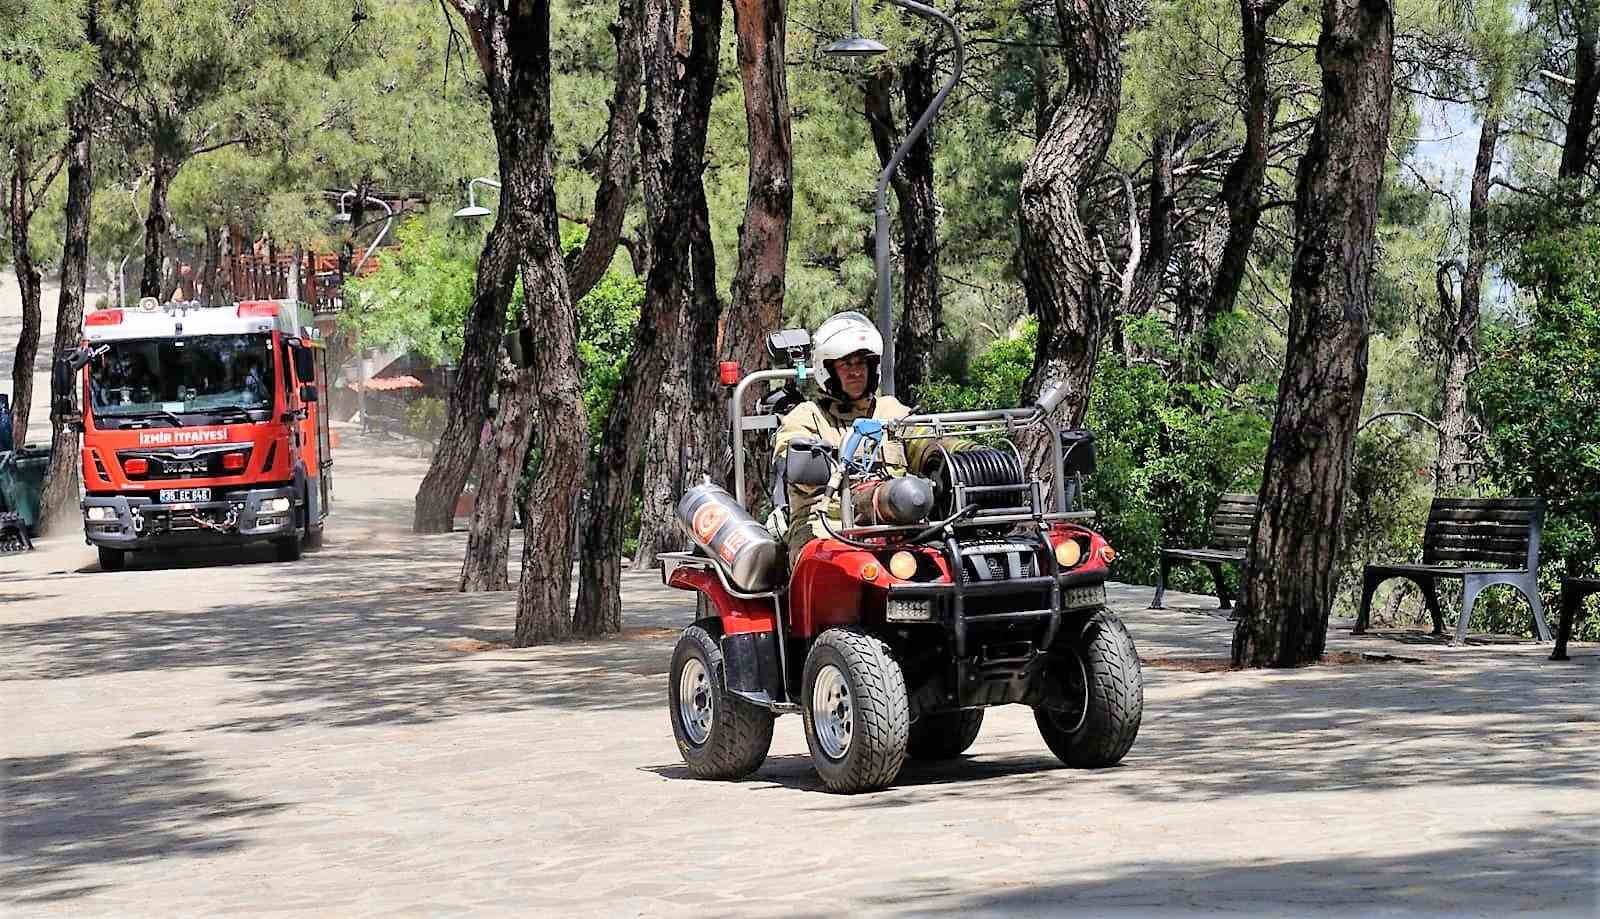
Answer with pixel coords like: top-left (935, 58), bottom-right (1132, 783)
top-left (300, 384), bottom-right (319, 403)
top-left (292, 346), bottom-right (316, 383)
top-left (51, 353), bottom-right (77, 417)
top-left (784, 439), bottom-right (833, 488)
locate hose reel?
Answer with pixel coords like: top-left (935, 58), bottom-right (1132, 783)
top-left (923, 445), bottom-right (1028, 519)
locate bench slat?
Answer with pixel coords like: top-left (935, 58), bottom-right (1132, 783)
top-left (1426, 530), bottom-right (1529, 549)
top-left (1427, 521), bottom-right (1532, 539)
top-left (1430, 497), bottom-right (1541, 511)
top-left (1216, 499), bottom-right (1258, 512)
top-left (1220, 493), bottom-right (1258, 503)
top-left (1428, 507), bottom-right (1536, 525)
top-left (1425, 536), bottom-right (1530, 557)
top-left (1210, 536), bottom-right (1250, 550)
top-left (1212, 523), bottom-right (1253, 538)
top-left (1423, 548), bottom-right (1529, 566)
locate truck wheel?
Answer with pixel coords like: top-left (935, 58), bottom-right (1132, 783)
top-left (907, 709), bottom-right (984, 761)
top-left (273, 534), bottom-right (302, 562)
top-left (1034, 608), bottom-right (1143, 768)
top-left (98, 547), bottom-right (126, 572)
top-left (668, 624), bottom-right (774, 779)
top-left (801, 628), bottom-right (909, 793)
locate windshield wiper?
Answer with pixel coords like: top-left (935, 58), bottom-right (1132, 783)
top-left (206, 405), bottom-right (263, 422)
top-left (112, 410), bottom-right (185, 428)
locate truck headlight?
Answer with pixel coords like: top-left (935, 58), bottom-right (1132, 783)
top-left (85, 506), bottom-right (116, 521)
top-left (260, 497), bottom-right (291, 514)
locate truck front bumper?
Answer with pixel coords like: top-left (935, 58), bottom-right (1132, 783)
top-left (82, 486), bottom-right (298, 550)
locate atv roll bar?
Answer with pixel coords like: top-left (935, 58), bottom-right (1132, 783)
top-left (729, 370), bottom-right (1077, 519)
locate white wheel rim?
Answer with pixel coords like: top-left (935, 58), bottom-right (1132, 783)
top-left (677, 656), bottom-right (713, 745)
top-left (811, 663), bottom-right (853, 760)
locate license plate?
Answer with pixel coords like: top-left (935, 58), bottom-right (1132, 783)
top-left (160, 488), bottom-right (212, 503)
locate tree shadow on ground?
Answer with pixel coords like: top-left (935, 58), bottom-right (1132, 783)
top-left (1, 744), bottom-right (287, 904)
top-left (0, 560), bottom-right (680, 733)
top-left (874, 818), bottom-right (1599, 915)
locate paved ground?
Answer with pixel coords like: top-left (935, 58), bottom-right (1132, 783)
top-left (2, 275), bottom-right (1597, 917)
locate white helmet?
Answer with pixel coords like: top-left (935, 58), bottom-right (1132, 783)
top-left (811, 310), bottom-right (883, 398)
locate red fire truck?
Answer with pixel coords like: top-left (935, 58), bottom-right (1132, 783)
top-left (65, 298), bottom-right (333, 570)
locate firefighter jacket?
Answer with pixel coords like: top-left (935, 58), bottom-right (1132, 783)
top-left (772, 394), bottom-right (958, 555)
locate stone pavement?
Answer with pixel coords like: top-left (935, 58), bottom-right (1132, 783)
top-left (1, 421), bottom-right (1596, 917)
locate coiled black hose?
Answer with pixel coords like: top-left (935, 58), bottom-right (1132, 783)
top-left (925, 446), bottom-right (1026, 516)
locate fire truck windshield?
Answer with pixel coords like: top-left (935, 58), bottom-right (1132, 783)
top-left (90, 334), bottom-right (276, 421)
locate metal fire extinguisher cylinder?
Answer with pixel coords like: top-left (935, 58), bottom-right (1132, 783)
top-left (676, 481), bottom-right (781, 593)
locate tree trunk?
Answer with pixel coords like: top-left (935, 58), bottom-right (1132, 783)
top-left (723, 0), bottom-right (792, 382)
top-left (562, 0), bottom-right (644, 302)
top-left (1231, 0), bottom-right (1394, 669)
top-left (1435, 107), bottom-right (1499, 489)
top-left (1017, 0), bottom-right (1124, 468)
top-left (414, 215), bottom-right (517, 534)
top-left (460, 361), bottom-right (537, 591)
top-left (1558, 5), bottom-right (1596, 188)
top-left (466, 0), bottom-right (589, 648)
top-left (573, 0), bottom-right (722, 636)
top-left (631, 344), bottom-right (691, 569)
top-left (39, 78), bottom-right (95, 533)
top-left (865, 46), bottom-right (943, 398)
top-left (8, 148), bottom-right (42, 443)
top-left (199, 225), bottom-right (222, 304)
top-left (1200, 0), bottom-right (1281, 365)
top-left (139, 157), bottom-right (176, 299)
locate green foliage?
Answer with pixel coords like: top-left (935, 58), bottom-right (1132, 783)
top-left (340, 216), bottom-right (480, 364)
top-left (574, 266), bottom-right (644, 439)
top-left (1474, 223), bottom-right (1600, 640)
top-left (404, 395), bottom-right (447, 441)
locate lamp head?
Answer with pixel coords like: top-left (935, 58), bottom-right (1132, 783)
top-left (453, 204), bottom-right (492, 219)
top-left (823, 34), bottom-right (889, 57)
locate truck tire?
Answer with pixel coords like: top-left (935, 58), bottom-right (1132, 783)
top-left (801, 628), bottom-right (909, 793)
top-left (273, 533), bottom-right (302, 562)
top-left (668, 624), bottom-right (775, 779)
top-left (98, 547), bottom-right (126, 572)
top-left (1034, 608), bottom-right (1143, 768)
top-left (907, 709), bottom-right (984, 760)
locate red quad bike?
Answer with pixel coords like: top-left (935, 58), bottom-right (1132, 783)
top-left (660, 331), bottom-right (1143, 793)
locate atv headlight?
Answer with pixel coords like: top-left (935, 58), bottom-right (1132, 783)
top-left (888, 550), bottom-right (919, 580)
top-left (1054, 538), bottom-right (1082, 568)
top-left (260, 497), bottom-right (291, 514)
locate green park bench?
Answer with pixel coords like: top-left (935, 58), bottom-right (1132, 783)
top-left (1355, 496), bottom-right (1551, 645)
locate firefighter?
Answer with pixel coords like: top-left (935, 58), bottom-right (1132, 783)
top-left (772, 310), bottom-right (956, 558)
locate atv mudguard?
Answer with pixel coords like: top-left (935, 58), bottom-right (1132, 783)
top-left (666, 565), bottom-right (783, 701)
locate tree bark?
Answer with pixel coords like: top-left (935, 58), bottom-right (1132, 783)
top-left (1558, 5), bottom-right (1597, 188)
top-left (139, 157), bottom-right (176, 299)
top-left (723, 0), bottom-right (792, 383)
top-left (865, 45), bottom-right (944, 398)
top-left (413, 214), bottom-right (517, 534)
top-left (1435, 107), bottom-right (1499, 489)
top-left (1200, 0), bottom-right (1282, 365)
top-left (1017, 0), bottom-right (1124, 466)
top-left (631, 340), bottom-right (691, 569)
top-left (8, 147), bottom-right (42, 443)
top-left (562, 0), bottom-right (644, 302)
top-left (39, 75), bottom-right (95, 533)
top-left (472, 0), bottom-right (590, 648)
top-left (460, 360), bottom-right (537, 591)
top-left (573, 0), bottom-right (722, 635)
top-left (1231, 0), bottom-right (1394, 668)
top-left (199, 225), bottom-right (222, 304)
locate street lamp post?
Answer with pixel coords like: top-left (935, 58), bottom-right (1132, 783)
top-left (824, 0), bottom-right (964, 397)
top-left (453, 177), bottom-right (500, 220)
